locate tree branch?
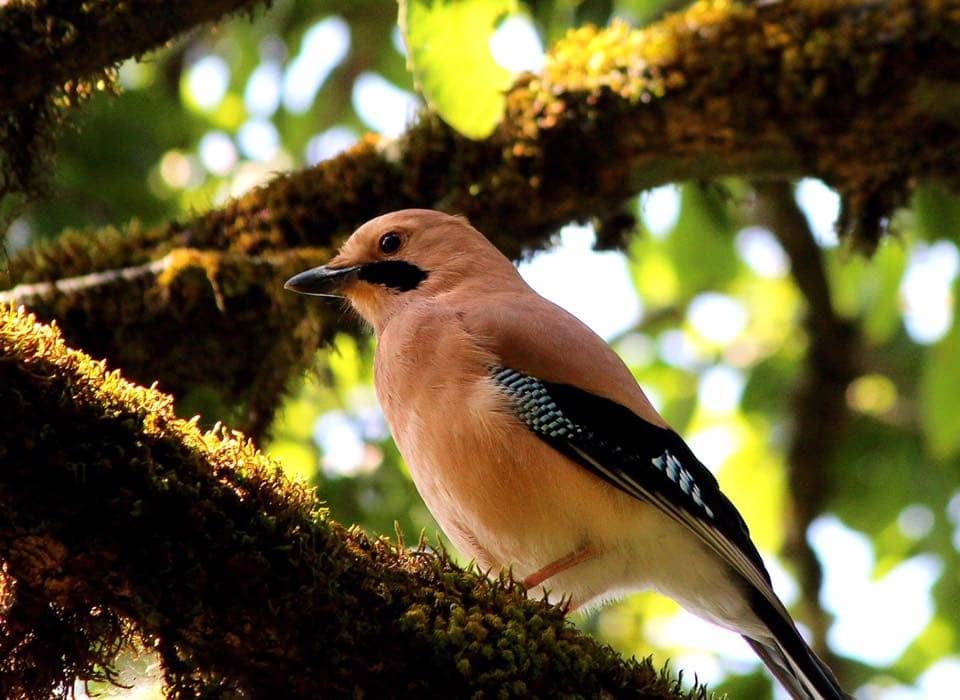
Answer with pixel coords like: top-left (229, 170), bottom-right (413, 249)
top-left (2, 245), bottom-right (333, 439)
top-left (6, 0), bottom-right (958, 432)
top-left (0, 0), bottom-right (267, 205)
top-left (0, 0), bottom-right (265, 114)
top-left (0, 304), bottom-right (695, 699)
top-left (753, 181), bottom-right (859, 668)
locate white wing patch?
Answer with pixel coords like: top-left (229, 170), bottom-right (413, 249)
top-left (652, 451), bottom-right (714, 518)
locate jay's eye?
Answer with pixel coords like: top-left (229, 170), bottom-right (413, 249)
top-left (379, 232), bottom-right (403, 255)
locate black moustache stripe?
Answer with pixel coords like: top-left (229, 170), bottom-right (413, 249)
top-left (357, 260), bottom-right (428, 292)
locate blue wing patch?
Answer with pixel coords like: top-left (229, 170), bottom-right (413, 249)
top-left (493, 367), bottom-right (580, 439)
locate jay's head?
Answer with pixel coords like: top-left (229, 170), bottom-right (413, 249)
top-left (285, 209), bottom-right (515, 329)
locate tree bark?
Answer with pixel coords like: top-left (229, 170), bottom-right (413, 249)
top-left (754, 180), bottom-right (859, 675)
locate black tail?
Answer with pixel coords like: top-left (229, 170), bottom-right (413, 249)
top-left (747, 591), bottom-right (850, 700)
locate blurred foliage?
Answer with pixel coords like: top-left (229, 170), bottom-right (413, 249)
top-left (4, 0), bottom-right (960, 698)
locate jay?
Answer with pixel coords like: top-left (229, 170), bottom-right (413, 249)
top-left (286, 209), bottom-right (848, 700)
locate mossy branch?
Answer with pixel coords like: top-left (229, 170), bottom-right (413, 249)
top-left (2, 243), bottom-right (334, 439)
top-left (0, 0), bottom-right (267, 204)
top-left (6, 0), bottom-right (960, 433)
top-left (0, 304), bottom-right (696, 699)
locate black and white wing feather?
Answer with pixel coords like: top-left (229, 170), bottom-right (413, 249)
top-left (491, 366), bottom-right (849, 700)
top-left (491, 366), bottom-right (773, 596)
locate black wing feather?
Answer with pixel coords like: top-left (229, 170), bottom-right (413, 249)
top-left (491, 366), bottom-right (850, 699)
top-left (492, 366), bottom-right (771, 586)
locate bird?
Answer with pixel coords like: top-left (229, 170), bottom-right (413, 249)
top-left (285, 209), bottom-right (849, 700)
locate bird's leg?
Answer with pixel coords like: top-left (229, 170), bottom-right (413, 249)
top-left (522, 545), bottom-right (599, 590)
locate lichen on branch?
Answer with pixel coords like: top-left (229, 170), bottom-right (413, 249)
top-left (511, 0), bottom-right (960, 247)
top-left (0, 304), bottom-right (694, 699)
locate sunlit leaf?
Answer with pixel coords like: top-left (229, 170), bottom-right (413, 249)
top-left (271, 440), bottom-right (319, 482)
top-left (694, 414), bottom-right (785, 552)
top-left (400, 0), bottom-right (517, 139)
top-left (328, 333), bottom-right (363, 391)
top-left (898, 615), bottom-right (958, 681)
top-left (628, 245), bottom-right (679, 307)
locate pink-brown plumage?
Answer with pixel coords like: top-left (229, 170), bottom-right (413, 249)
top-left (285, 209), bottom-right (849, 700)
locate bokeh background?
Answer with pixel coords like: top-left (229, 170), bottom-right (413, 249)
top-left (8, 1), bottom-right (959, 698)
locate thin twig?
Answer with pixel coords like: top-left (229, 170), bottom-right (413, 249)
top-left (0, 258), bottom-right (169, 305)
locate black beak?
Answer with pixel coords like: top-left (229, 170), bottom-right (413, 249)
top-left (284, 265), bottom-right (360, 297)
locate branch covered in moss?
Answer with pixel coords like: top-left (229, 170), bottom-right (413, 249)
top-left (3, 243), bottom-right (334, 439)
top-left (0, 0), bottom-right (266, 204)
top-left (0, 304), bottom-right (695, 699)
top-left (6, 0), bottom-right (960, 432)
top-left (0, 0), bottom-right (265, 113)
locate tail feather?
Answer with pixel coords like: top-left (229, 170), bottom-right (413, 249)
top-left (744, 637), bottom-right (814, 699)
top-left (747, 590), bottom-right (850, 700)
top-left (744, 636), bottom-right (848, 700)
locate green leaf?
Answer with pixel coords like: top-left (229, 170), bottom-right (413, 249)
top-left (920, 293), bottom-right (960, 461)
top-left (665, 183), bottom-right (738, 297)
top-left (828, 416), bottom-right (925, 530)
top-left (400, 0), bottom-right (517, 139)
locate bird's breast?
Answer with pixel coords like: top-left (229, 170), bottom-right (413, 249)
top-left (373, 308), bottom-right (642, 588)
top-left (372, 307), bottom-right (737, 613)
